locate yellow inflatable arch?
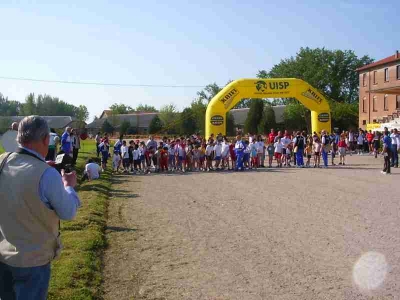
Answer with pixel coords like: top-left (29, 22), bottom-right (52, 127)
top-left (205, 78), bottom-right (331, 138)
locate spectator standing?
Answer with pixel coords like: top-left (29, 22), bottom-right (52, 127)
top-left (71, 129), bottom-right (81, 165)
top-left (95, 132), bottom-right (101, 157)
top-left (390, 129), bottom-right (399, 168)
top-left (61, 127), bottom-right (72, 156)
top-left (45, 128), bottom-right (58, 161)
top-left (382, 131), bottom-right (392, 175)
top-left (0, 116), bottom-right (80, 300)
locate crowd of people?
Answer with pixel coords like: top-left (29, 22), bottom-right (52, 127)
top-left (93, 127), bottom-right (399, 175)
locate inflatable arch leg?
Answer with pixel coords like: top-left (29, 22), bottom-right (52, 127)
top-left (205, 78), bottom-right (331, 138)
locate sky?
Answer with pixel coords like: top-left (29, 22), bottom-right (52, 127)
top-left (0, 0), bottom-right (398, 121)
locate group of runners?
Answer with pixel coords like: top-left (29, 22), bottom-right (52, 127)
top-left (93, 127), bottom-right (399, 173)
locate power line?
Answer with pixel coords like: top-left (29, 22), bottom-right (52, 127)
top-left (0, 76), bottom-right (211, 88)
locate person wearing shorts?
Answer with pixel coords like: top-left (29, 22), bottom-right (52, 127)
top-left (313, 138), bottom-right (322, 168)
top-left (338, 135), bottom-right (347, 165)
top-left (274, 137), bottom-right (283, 167)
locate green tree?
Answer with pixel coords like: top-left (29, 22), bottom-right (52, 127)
top-left (258, 104), bottom-right (276, 134)
top-left (179, 107), bottom-right (197, 135)
top-left (0, 93), bottom-right (20, 116)
top-left (101, 119), bottom-right (114, 134)
top-left (119, 120), bottom-right (131, 135)
top-left (244, 99), bottom-right (264, 134)
top-left (110, 103), bottom-right (133, 114)
top-left (226, 112), bottom-right (236, 136)
top-left (197, 83), bottom-right (222, 103)
top-left (76, 105), bottom-right (89, 122)
top-left (20, 93), bottom-right (36, 115)
top-left (330, 101), bottom-right (359, 131)
top-left (190, 98), bottom-right (207, 134)
top-left (149, 115), bottom-right (163, 134)
top-left (135, 103), bottom-right (158, 112)
top-left (159, 104), bottom-right (177, 131)
top-left (258, 47), bottom-right (373, 104)
top-left (283, 101), bottom-right (310, 132)
top-left (0, 117), bottom-right (12, 134)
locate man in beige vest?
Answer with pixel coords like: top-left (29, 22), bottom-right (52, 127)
top-left (0, 116), bottom-right (81, 300)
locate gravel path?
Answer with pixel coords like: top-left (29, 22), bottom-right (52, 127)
top-left (103, 156), bottom-right (400, 300)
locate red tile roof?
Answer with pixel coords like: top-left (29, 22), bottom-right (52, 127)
top-left (357, 51), bottom-right (400, 72)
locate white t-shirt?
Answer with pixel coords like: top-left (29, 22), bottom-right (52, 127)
top-left (206, 145), bottom-right (214, 156)
top-left (177, 145), bottom-right (185, 157)
top-left (281, 137), bottom-right (291, 149)
top-left (274, 142), bottom-right (283, 153)
top-left (49, 132), bottom-right (58, 146)
top-left (133, 149), bottom-right (140, 160)
top-left (85, 163), bottom-right (101, 180)
top-left (121, 145), bottom-right (129, 159)
top-left (214, 143), bottom-right (222, 157)
top-left (168, 147), bottom-right (176, 156)
top-left (221, 142), bottom-right (230, 157)
top-left (256, 141), bottom-right (264, 153)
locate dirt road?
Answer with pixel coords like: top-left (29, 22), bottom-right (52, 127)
top-left (103, 156), bottom-right (400, 300)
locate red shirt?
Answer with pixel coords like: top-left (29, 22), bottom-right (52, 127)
top-left (366, 133), bottom-right (374, 142)
top-left (268, 133), bottom-right (276, 144)
top-left (338, 140), bottom-right (346, 148)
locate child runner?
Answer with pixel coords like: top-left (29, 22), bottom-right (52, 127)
top-left (121, 140), bottom-right (130, 173)
top-left (313, 138), bottom-right (322, 168)
top-left (250, 140), bottom-right (258, 169)
top-left (206, 141), bottom-right (214, 171)
top-left (128, 140), bottom-right (134, 172)
top-left (133, 144), bottom-right (141, 173)
top-left (193, 145), bottom-right (201, 171)
top-left (112, 147), bottom-right (122, 173)
top-left (160, 146), bottom-right (169, 172)
top-left (221, 138), bottom-right (230, 170)
top-left (214, 140), bottom-right (222, 170)
top-left (274, 137), bottom-right (283, 167)
top-left (267, 142), bottom-right (274, 168)
top-left (229, 140), bottom-right (236, 170)
top-left (304, 142), bottom-right (312, 167)
top-left (338, 135), bottom-right (347, 165)
top-left (244, 140), bottom-right (251, 169)
top-left (154, 146), bottom-right (162, 173)
top-left (139, 142), bottom-right (146, 172)
top-left (185, 145), bottom-right (193, 172)
top-left (331, 136), bottom-right (338, 166)
top-left (168, 142), bottom-right (176, 171)
top-left (145, 146), bottom-right (153, 174)
top-left (199, 143), bottom-right (206, 171)
top-left (99, 141), bottom-right (109, 171)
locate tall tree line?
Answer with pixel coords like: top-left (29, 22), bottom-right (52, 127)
top-left (0, 92), bottom-right (89, 122)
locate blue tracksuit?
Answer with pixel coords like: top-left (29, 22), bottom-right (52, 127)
top-left (234, 140), bottom-right (245, 170)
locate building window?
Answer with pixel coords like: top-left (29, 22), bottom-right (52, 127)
top-left (384, 94), bottom-right (389, 111)
top-left (373, 96), bottom-right (377, 112)
top-left (373, 71), bottom-right (377, 84)
top-left (362, 97), bottom-right (366, 112)
top-left (384, 68), bottom-right (389, 82)
top-left (362, 73), bottom-right (367, 86)
top-left (362, 120), bottom-right (367, 125)
top-left (397, 95), bottom-right (400, 110)
top-left (397, 65), bottom-right (400, 80)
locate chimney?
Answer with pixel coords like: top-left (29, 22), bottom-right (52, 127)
top-left (397, 50), bottom-right (399, 58)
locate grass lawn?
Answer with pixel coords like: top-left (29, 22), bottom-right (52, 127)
top-left (47, 140), bottom-right (111, 300)
top-left (1, 140), bottom-right (110, 299)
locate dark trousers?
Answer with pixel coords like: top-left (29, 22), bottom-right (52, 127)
top-left (383, 150), bottom-right (391, 173)
top-left (72, 148), bottom-right (79, 165)
top-left (45, 148), bottom-right (56, 161)
top-left (391, 145), bottom-right (398, 167)
top-left (0, 261), bottom-right (51, 300)
top-left (96, 143), bottom-right (100, 157)
top-left (296, 148), bottom-right (304, 166)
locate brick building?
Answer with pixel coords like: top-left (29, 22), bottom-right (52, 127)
top-left (357, 51), bottom-right (400, 129)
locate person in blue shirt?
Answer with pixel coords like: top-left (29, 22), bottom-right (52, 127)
top-left (382, 130), bottom-right (392, 174)
top-left (61, 127), bottom-right (72, 155)
top-left (234, 135), bottom-right (245, 171)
